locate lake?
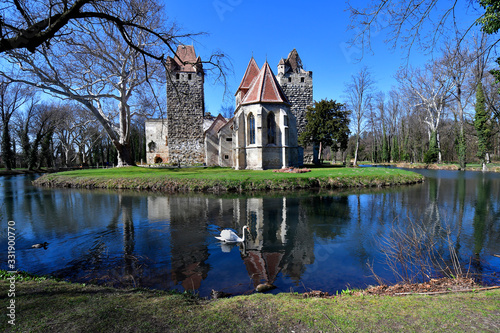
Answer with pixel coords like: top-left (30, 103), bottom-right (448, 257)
top-left (1, 169), bottom-right (499, 297)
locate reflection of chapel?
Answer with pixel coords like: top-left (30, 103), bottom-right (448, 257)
top-left (145, 46), bottom-right (313, 170)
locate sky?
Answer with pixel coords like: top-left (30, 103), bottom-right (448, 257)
top-left (163, 0), bottom-right (486, 115)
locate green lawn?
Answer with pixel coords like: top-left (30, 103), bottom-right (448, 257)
top-left (1, 277), bottom-right (498, 333)
top-left (33, 166), bottom-right (424, 192)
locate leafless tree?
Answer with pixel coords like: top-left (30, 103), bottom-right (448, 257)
top-left (1, 0), bottom-right (191, 59)
top-left (3, 1), bottom-right (161, 166)
top-left (397, 61), bottom-right (454, 163)
top-left (0, 80), bottom-right (34, 169)
top-left (439, 37), bottom-right (476, 168)
top-left (1, 0), bottom-right (229, 167)
top-left (346, 0), bottom-right (483, 60)
top-left (344, 67), bottom-right (375, 166)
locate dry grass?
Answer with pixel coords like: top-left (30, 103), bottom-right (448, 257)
top-left (1, 277), bottom-right (499, 333)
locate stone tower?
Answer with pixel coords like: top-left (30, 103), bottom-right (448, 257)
top-left (165, 45), bottom-right (205, 164)
top-left (276, 49), bottom-right (313, 136)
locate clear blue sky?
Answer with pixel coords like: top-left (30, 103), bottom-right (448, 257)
top-left (164, 0), bottom-right (484, 115)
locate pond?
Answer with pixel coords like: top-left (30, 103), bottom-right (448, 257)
top-left (1, 169), bottom-right (499, 297)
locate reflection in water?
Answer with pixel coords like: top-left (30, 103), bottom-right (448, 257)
top-left (0, 170), bottom-right (499, 297)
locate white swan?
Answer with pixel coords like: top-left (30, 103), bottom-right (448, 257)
top-left (215, 225), bottom-right (250, 243)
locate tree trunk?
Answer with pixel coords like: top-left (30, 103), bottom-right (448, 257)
top-left (436, 131), bottom-right (442, 164)
top-left (353, 134), bottom-right (360, 166)
top-left (1, 123), bottom-right (13, 170)
top-left (318, 141), bottom-right (323, 164)
top-left (116, 142), bottom-right (135, 167)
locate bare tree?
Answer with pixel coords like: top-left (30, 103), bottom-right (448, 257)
top-left (2, 0), bottom-right (229, 167)
top-left (346, 0), bottom-right (484, 59)
top-left (0, 80), bottom-right (34, 169)
top-left (1, 0), bottom-right (193, 60)
top-left (3, 1), bottom-right (165, 166)
top-left (397, 61), bottom-right (454, 164)
top-left (440, 37), bottom-right (476, 168)
top-left (344, 67), bottom-right (375, 166)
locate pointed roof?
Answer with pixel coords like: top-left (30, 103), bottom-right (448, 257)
top-left (236, 57), bottom-right (260, 93)
top-left (167, 45), bottom-right (202, 72)
top-left (240, 61), bottom-right (290, 105)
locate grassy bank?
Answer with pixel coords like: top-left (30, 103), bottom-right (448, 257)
top-left (394, 162), bottom-right (500, 172)
top-left (2, 276), bottom-right (499, 332)
top-left (33, 166), bottom-right (424, 192)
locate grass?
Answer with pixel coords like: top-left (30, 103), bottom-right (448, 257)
top-left (33, 166), bottom-right (424, 193)
top-left (2, 276), bottom-right (499, 332)
top-left (395, 162), bottom-right (500, 172)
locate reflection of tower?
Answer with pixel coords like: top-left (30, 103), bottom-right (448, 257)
top-left (239, 197), bottom-right (315, 288)
top-left (168, 197), bottom-right (210, 290)
top-left (121, 195), bottom-right (136, 276)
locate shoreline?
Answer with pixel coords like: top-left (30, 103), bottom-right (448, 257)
top-left (1, 271), bottom-right (498, 332)
top-left (32, 166), bottom-right (425, 193)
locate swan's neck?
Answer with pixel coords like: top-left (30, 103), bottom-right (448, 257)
top-left (241, 227), bottom-right (246, 241)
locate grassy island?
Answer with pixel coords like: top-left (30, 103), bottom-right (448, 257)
top-left (33, 166), bottom-right (424, 192)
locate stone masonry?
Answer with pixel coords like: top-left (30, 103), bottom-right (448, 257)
top-left (165, 45), bottom-right (205, 164)
top-left (277, 49), bottom-right (313, 137)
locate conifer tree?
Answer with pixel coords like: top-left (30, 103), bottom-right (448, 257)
top-left (474, 82), bottom-right (491, 171)
top-left (299, 99), bottom-right (351, 165)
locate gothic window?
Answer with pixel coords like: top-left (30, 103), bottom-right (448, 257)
top-left (267, 112), bottom-right (276, 145)
top-left (175, 73), bottom-right (180, 80)
top-left (248, 113), bottom-right (255, 145)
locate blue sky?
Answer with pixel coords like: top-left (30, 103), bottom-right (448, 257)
top-left (165, 0), bottom-right (484, 115)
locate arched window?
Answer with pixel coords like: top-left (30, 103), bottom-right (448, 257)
top-left (248, 113), bottom-right (255, 145)
top-left (267, 112), bottom-right (276, 145)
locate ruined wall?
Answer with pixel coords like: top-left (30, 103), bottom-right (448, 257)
top-left (166, 71), bottom-right (205, 164)
top-left (145, 119), bottom-right (168, 164)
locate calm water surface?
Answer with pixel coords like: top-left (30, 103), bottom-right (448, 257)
top-left (1, 169), bottom-right (499, 296)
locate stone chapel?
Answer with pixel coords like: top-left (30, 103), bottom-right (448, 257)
top-left (145, 46), bottom-right (313, 170)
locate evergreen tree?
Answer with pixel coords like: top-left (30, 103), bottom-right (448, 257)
top-left (424, 131), bottom-right (439, 164)
top-left (381, 131), bottom-right (390, 162)
top-left (391, 136), bottom-right (400, 162)
top-left (299, 99), bottom-right (351, 165)
top-left (479, 1), bottom-right (500, 100)
top-left (474, 82), bottom-right (491, 170)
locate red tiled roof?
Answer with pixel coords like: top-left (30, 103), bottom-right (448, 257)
top-left (241, 61), bottom-right (290, 105)
top-left (237, 57), bottom-right (260, 92)
top-left (167, 45), bottom-right (202, 72)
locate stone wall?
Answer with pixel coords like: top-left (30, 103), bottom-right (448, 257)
top-left (278, 72), bottom-right (313, 136)
top-left (278, 72), bottom-right (313, 164)
top-left (145, 119), bottom-right (168, 164)
top-left (166, 71), bottom-right (205, 164)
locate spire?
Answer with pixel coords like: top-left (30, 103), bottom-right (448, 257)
top-left (241, 61), bottom-right (290, 105)
top-left (236, 57), bottom-right (260, 92)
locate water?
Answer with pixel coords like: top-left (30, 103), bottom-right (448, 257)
top-left (1, 170), bottom-right (499, 296)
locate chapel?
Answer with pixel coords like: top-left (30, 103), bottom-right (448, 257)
top-left (145, 46), bottom-right (313, 170)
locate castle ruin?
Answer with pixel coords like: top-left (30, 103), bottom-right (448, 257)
top-left (145, 46), bottom-right (313, 169)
